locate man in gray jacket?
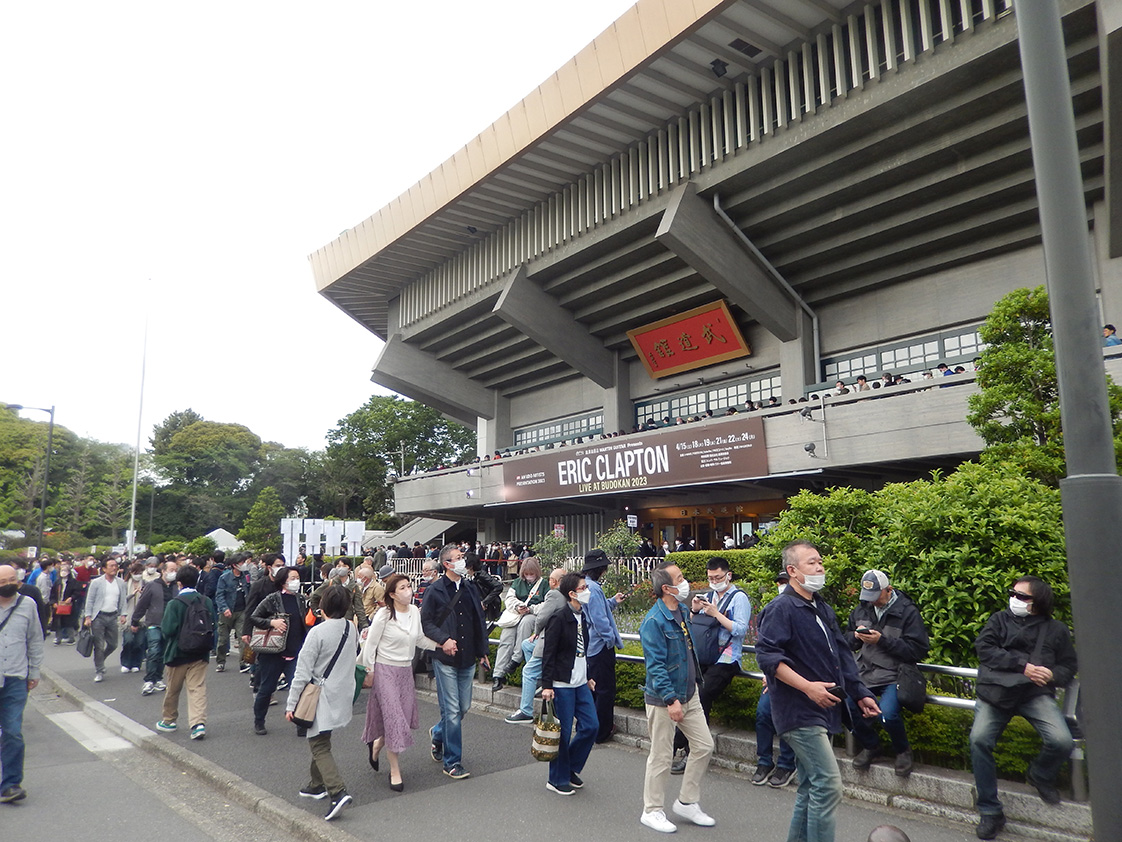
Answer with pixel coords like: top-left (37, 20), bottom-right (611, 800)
top-left (82, 558), bottom-right (128, 683)
top-left (505, 567), bottom-right (566, 724)
top-left (0, 564), bottom-right (44, 804)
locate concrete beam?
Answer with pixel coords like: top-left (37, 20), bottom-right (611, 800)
top-left (656, 182), bottom-right (799, 341)
top-left (492, 265), bottom-right (617, 388)
top-left (1100, 0), bottom-right (1122, 258)
top-left (371, 335), bottom-right (494, 426)
top-left (477, 394), bottom-right (512, 456)
top-left (780, 309), bottom-right (817, 399)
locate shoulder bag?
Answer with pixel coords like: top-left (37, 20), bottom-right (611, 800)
top-left (249, 594), bottom-right (289, 654)
top-left (293, 623), bottom-right (351, 729)
top-left (895, 662), bottom-right (927, 713)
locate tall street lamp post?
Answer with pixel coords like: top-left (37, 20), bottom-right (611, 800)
top-left (4, 403), bottom-right (56, 555)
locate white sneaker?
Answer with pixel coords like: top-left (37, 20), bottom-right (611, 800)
top-left (121, 666), bottom-right (131, 674)
top-left (640, 810), bottom-right (677, 833)
top-left (672, 800), bottom-right (715, 827)
top-left (141, 682), bottom-right (155, 696)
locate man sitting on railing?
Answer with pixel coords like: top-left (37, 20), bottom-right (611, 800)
top-left (970, 576), bottom-right (1077, 840)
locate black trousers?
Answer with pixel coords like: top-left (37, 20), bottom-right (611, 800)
top-left (587, 647), bottom-right (617, 743)
top-left (673, 661), bottom-right (740, 753)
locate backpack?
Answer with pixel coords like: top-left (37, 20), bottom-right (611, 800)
top-left (691, 588), bottom-right (739, 666)
top-left (176, 594), bottom-right (214, 654)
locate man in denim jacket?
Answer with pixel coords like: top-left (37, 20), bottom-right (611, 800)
top-left (637, 562), bottom-right (715, 834)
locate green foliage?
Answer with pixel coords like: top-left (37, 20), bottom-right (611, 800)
top-left (238, 486), bottom-right (286, 554)
top-left (155, 419), bottom-right (263, 489)
top-left (966, 285), bottom-right (1122, 485)
top-left (532, 532), bottom-right (576, 571)
top-left (595, 519), bottom-right (642, 559)
top-left (152, 540), bottom-right (184, 555)
top-left (183, 535), bottom-right (218, 558)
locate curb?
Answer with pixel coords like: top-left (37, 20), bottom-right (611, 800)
top-left (40, 665), bottom-right (366, 842)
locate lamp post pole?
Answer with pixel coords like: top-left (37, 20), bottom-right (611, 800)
top-left (5, 403), bottom-right (56, 554)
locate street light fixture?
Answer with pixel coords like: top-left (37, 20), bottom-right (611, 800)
top-left (4, 403), bottom-right (55, 556)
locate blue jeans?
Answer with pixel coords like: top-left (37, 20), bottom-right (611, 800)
top-left (846, 682), bottom-right (909, 753)
top-left (548, 684), bottom-right (597, 788)
top-left (783, 725), bottom-right (842, 842)
top-left (120, 626), bottom-right (146, 671)
top-left (756, 690), bottom-right (797, 770)
top-left (432, 661), bottom-right (476, 770)
top-left (0, 677), bottom-right (30, 790)
top-left (144, 627), bottom-right (165, 683)
top-left (970, 695), bottom-right (1073, 816)
top-left (518, 639), bottom-right (540, 716)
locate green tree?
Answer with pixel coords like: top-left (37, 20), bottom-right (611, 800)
top-left (323, 396), bottom-right (476, 518)
top-left (238, 486), bottom-right (286, 553)
top-left (595, 519), bottom-right (642, 559)
top-left (150, 408), bottom-right (204, 455)
top-left (184, 535), bottom-right (219, 558)
top-left (154, 420), bottom-right (263, 489)
top-left (533, 532), bottom-right (576, 571)
top-left (966, 285), bottom-right (1122, 485)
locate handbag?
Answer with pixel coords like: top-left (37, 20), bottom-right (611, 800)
top-left (354, 665), bottom-right (369, 703)
top-left (293, 623), bottom-right (351, 729)
top-left (530, 699), bottom-right (561, 762)
top-left (54, 602), bottom-right (72, 616)
top-left (76, 626), bottom-right (94, 658)
top-left (249, 626), bottom-right (288, 654)
top-left (895, 662), bottom-right (927, 713)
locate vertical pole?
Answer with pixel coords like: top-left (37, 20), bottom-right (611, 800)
top-left (1014, 3), bottom-right (1122, 839)
top-left (127, 322), bottom-right (147, 559)
top-left (37, 407), bottom-right (55, 555)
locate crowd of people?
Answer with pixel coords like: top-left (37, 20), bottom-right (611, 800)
top-left (0, 540), bottom-right (1076, 841)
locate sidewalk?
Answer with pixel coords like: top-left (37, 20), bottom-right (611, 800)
top-left (26, 641), bottom-right (1072, 842)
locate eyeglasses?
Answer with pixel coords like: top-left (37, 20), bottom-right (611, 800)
top-left (1008, 589), bottom-right (1033, 602)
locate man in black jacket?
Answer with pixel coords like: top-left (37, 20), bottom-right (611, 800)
top-left (970, 576), bottom-right (1077, 840)
top-left (420, 544), bottom-right (490, 780)
top-left (843, 570), bottom-right (930, 777)
top-left (539, 571), bottom-right (598, 796)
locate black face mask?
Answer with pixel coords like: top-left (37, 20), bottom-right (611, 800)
top-left (0, 584), bottom-right (19, 598)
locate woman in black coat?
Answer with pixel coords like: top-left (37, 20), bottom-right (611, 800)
top-left (50, 559), bottom-right (82, 644)
top-left (249, 566), bottom-right (308, 735)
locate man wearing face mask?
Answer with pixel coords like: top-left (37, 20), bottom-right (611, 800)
top-left (132, 560), bottom-right (179, 695)
top-left (638, 562), bottom-right (716, 833)
top-left (82, 558), bottom-right (129, 683)
top-left (413, 559), bottom-right (439, 607)
top-left (756, 541), bottom-right (880, 842)
top-left (0, 564), bottom-right (44, 804)
top-left (969, 576), bottom-right (1077, 840)
top-left (420, 544), bottom-right (490, 780)
top-left (214, 553), bottom-right (253, 673)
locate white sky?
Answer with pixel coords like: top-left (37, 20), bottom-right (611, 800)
top-left (2, 0), bottom-right (637, 451)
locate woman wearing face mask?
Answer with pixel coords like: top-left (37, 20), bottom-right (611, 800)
top-left (250, 567), bottom-right (309, 736)
top-left (118, 562), bottom-right (147, 672)
top-left (49, 561), bottom-right (81, 645)
top-left (360, 574), bottom-right (438, 791)
top-left (491, 557), bottom-right (548, 691)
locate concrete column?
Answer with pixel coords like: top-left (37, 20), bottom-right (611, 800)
top-left (601, 353), bottom-right (632, 434)
top-left (1094, 201), bottom-right (1122, 323)
top-left (779, 308), bottom-right (818, 398)
top-left (477, 394), bottom-right (511, 457)
top-left (1099, 0), bottom-right (1122, 258)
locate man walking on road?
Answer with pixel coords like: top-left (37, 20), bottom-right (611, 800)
top-left (638, 562), bottom-right (716, 833)
top-left (582, 548), bottom-right (626, 743)
top-left (83, 557), bottom-right (128, 683)
top-left (214, 553), bottom-right (252, 673)
top-left (420, 543), bottom-right (490, 780)
top-left (0, 564), bottom-right (44, 804)
top-left (157, 563), bottom-right (214, 741)
top-left (756, 541), bottom-right (881, 842)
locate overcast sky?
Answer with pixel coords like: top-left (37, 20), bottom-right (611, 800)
top-left (3, 0), bottom-right (636, 451)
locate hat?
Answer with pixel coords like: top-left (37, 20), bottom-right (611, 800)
top-left (775, 570), bottom-right (790, 584)
top-left (580, 549), bottom-right (610, 574)
top-left (378, 564), bottom-right (394, 579)
top-left (859, 569), bottom-right (890, 602)
top-left (328, 567), bottom-right (349, 581)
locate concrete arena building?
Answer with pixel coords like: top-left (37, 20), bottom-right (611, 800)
top-left (311, 0), bottom-right (1122, 553)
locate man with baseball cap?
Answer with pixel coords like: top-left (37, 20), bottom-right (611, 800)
top-left (581, 548), bottom-right (626, 743)
top-left (843, 570), bottom-right (930, 777)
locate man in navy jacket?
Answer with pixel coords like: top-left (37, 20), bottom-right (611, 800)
top-left (756, 541), bottom-right (880, 842)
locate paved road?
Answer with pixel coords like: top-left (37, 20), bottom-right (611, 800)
top-left (31, 642), bottom-right (982, 841)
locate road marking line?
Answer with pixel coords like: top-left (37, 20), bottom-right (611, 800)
top-left (45, 710), bottom-right (132, 753)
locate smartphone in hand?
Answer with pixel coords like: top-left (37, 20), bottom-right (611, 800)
top-left (827, 685), bottom-right (846, 700)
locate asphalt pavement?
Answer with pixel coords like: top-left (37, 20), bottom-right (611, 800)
top-left (17, 640), bottom-right (985, 842)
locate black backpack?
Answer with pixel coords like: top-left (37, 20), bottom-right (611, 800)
top-left (176, 594), bottom-right (214, 654)
top-left (691, 588), bottom-right (739, 666)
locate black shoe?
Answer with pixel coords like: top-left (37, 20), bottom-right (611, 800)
top-left (1026, 769), bottom-right (1062, 805)
top-left (852, 747), bottom-right (879, 770)
top-left (767, 766), bottom-right (796, 788)
top-left (670, 750), bottom-right (688, 775)
top-left (975, 813), bottom-right (1006, 839)
top-left (751, 764), bottom-right (773, 785)
top-left (429, 725), bottom-right (443, 762)
top-left (492, 675), bottom-right (505, 692)
top-left (894, 749), bottom-right (913, 777)
top-left (0, 785), bottom-right (27, 803)
top-left (569, 772), bottom-right (584, 789)
top-left (254, 722), bottom-right (267, 736)
top-left (239, 663), bottom-right (251, 673)
top-left (299, 784), bottom-right (328, 800)
top-left (367, 742), bottom-right (380, 771)
top-left (324, 791), bottom-right (352, 821)
top-left (389, 773), bottom-right (403, 792)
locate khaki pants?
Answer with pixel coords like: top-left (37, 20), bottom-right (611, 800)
top-left (308, 731), bottom-right (345, 796)
top-left (162, 660), bottom-right (208, 727)
top-left (643, 694), bottom-right (713, 813)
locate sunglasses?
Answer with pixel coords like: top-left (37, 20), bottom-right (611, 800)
top-left (1008, 589), bottom-right (1033, 602)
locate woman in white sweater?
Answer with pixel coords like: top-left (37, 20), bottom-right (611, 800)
top-left (360, 573), bottom-right (437, 791)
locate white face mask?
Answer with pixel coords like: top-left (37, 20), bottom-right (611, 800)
top-left (451, 560), bottom-right (467, 576)
top-left (286, 579), bottom-right (301, 592)
top-left (17, 569), bottom-right (26, 582)
top-left (1009, 596), bottom-right (1031, 617)
top-left (710, 578), bottom-right (730, 593)
top-left (164, 572), bottom-right (177, 583)
top-left (132, 574), bottom-right (142, 582)
top-left (800, 572), bottom-right (826, 593)
top-left (575, 589), bottom-right (591, 605)
top-left (778, 583), bottom-right (789, 594)
top-left (673, 580), bottom-right (691, 602)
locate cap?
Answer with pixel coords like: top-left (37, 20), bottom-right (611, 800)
top-left (378, 564), bottom-right (394, 579)
top-left (328, 567), bottom-right (349, 581)
top-left (580, 549), bottom-right (610, 574)
top-left (775, 570), bottom-right (790, 584)
top-left (859, 569), bottom-right (890, 602)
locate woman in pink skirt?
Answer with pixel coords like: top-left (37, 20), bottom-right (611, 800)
top-left (360, 573), bottom-right (437, 791)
